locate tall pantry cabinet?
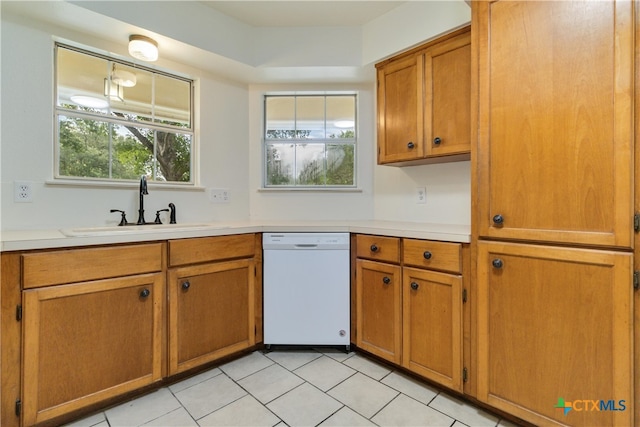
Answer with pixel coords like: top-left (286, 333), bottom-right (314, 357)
top-left (472, 1), bottom-right (635, 426)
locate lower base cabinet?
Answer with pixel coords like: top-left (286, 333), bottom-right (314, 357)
top-left (402, 267), bottom-right (462, 391)
top-left (168, 259), bottom-right (255, 375)
top-left (477, 241), bottom-right (633, 426)
top-left (22, 273), bottom-right (164, 426)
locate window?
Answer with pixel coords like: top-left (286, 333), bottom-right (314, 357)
top-left (264, 94), bottom-right (356, 188)
top-left (55, 44), bottom-right (193, 184)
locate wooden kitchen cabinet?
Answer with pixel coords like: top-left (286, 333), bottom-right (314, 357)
top-left (474, 0), bottom-right (634, 248)
top-left (356, 259), bottom-right (402, 364)
top-left (167, 234), bottom-right (259, 375)
top-left (21, 244), bottom-right (165, 427)
top-left (402, 267), bottom-right (462, 391)
top-left (402, 239), bottom-right (463, 391)
top-left (355, 234), bottom-right (402, 364)
top-left (476, 241), bottom-right (633, 426)
top-left (377, 27), bottom-right (470, 166)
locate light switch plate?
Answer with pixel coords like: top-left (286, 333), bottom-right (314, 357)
top-left (210, 188), bottom-right (230, 203)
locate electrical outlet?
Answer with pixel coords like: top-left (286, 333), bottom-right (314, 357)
top-left (209, 188), bottom-right (230, 204)
top-left (14, 181), bottom-right (33, 203)
top-left (416, 187), bottom-right (426, 204)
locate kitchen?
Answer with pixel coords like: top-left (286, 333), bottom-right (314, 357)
top-left (1, 1), bottom-right (637, 427)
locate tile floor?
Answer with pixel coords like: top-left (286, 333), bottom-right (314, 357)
top-left (66, 349), bottom-right (521, 427)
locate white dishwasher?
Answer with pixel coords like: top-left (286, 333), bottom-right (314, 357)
top-left (263, 233), bottom-right (350, 350)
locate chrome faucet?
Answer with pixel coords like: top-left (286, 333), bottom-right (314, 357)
top-left (137, 175), bottom-right (148, 225)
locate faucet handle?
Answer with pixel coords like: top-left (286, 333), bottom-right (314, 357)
top-left (110, 209), bottom-right (128, 226)
top-left (154, 209), bottom-right (170, 224)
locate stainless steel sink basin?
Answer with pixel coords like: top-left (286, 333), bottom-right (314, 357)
top-left (60, 223), bottom-right (226, 237)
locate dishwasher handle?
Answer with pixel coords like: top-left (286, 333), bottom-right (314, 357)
top-left (294, 244), bottom-right (318, 248)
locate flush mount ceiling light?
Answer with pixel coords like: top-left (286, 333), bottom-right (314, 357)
top-left (128, 35), bottom-right (158, 62)
top-left (112, 68), bottom-right (137, 87)
top-left (70, 95), bottom-right (109, 109)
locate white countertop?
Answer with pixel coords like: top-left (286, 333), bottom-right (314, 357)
top-left (0, 220), bottom-right (471, 252)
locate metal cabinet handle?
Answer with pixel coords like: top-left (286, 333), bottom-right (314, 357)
top-left (410, 282), bottom-right (419, 290)
top-left (370, 244), bottom-right (379, 252)
top-left (139, 288), bottom-right (150, 298)
top-left (492, 214), bottom-right (504, 225)
top-left (492, 258), bottom-right (504, 269)
top-left (423, 251), bottom-right (432, 260)
top-left (181, 281), bottom-right (190, 291)
top-left (383, 276), bottom-right (391, 285)
top-left (407, 141), bottom-right (415, 149)
top-left (433, 137), bottom-right (442, 145)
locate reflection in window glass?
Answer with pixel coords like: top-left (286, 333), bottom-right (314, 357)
top-left (263, 94), bottom-right (356, 188)
top-left (55, 44), bottom-right (193, 183)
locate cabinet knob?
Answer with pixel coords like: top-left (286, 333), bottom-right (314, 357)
top-left (139, 288), bottom-right (151, 298)
top-left (383, 276), bottom-right (391, 285)
top-left (407, 141), bottom-right (415, 149)
top-left (433, 137), bottom-right (442, 145)
top-left (181, 281), bottom-right (191, 291)
top-left (423, 251), bottom-right (432, 260)
top-left (410, 282), bottom-right (419, 290)
top-left (492, 258), bottom-right (504, 269)
top-left (370, 244), bottom-right (379, 252)
top-left (492, 214), bottom-right (504, 225)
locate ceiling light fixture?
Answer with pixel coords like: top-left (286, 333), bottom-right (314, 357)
top-left (104, 78), bottom-right (124, 102)
top-left (70, 95), bottom-right (109, 109)
top-left (128, 35), bottom-right (158, 62)
top-left (112, 69), bottom-right (137, 87)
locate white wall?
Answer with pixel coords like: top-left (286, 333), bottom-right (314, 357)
top-left (1, 15), bottom-right (251, 230)
top-left (1, 3), bottom-right (472, 231)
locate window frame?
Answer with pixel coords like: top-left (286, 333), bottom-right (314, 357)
top-left (54, 43), bottom-right (196, 186)
top-left (262, 93), bottom-right (358, 189)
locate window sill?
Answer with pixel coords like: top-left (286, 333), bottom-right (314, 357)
top-left (46, 179), bottom-right (206, 192)
top-left (257, 187), bottom-right (363, 193)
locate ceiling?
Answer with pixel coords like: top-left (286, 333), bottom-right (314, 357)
top-left (200, 1), bottom-right (406, 27)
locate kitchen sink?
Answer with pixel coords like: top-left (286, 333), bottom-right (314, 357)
top-left (60, 223), bottom-right (226, 237)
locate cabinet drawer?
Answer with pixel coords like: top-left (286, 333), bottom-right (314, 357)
top-left (403, 239), bottom-right (461, 273)
top-left (356, 235), bottom-right (400, 264)
top-left (22, 243), bottom-right (164, 289)
top-left (169, 234), bottom-right (256, 267)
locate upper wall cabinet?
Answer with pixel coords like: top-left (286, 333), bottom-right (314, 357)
top-left (376, 28), bottom-right (471, 166)
top-left (474, 0), bottom-right (634, 248)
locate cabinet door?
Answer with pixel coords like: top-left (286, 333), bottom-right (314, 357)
top-left (356, 259), bottom-right (402, 364)
top-left (475, 0), bottom-right (634, 247)
top-left (168, 259), bottom-right (255, 375)
top-left (22, 273), bottom-right (164, 426)
top-left (402, 267), bottom-right (462, 391)
top-left (477, 241), bottom-right (633, 426)
top-left (377, 54), bottom-right (424, 163)
top-left (425, 30), bottom-right (471, 157)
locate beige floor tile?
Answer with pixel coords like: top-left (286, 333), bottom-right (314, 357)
top-left (220, 351), bottom-right (274, 380)
top-left (105, 388), bottom-right (182, 427)
top-left (343, 354), bottom-right (392, 380)
top-left (265, 349), bottom-right (323, 370)
top-left (198, 395), bottom-right (281, 427)
top-left (381, 371), bottom-right (439, 405)
top-left (175, 373), bottom-right (246, 420)
top-left (328, 372), bottom-right (399, 418)
top-left (142, 407), bottom-right (198, 426)
top-left (498, 418), bottom-right (524, 427)
top-left (168, 367), bottom-right (222, 394)
top-left (294, 355), bottom-right (356, 391)
top-left (267, 383), bottom-right (342, 426)
top-left (318, 406), bottom-right (376, 426)
top-left (429, 393), bottom-right (500, 427)
top-left (372, 394), bottom-right (455, 427)
top-left (239, 363), bottom-right (305, 404)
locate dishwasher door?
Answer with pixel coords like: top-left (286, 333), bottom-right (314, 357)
top-left (263, 233), bottom-right (350, 347)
